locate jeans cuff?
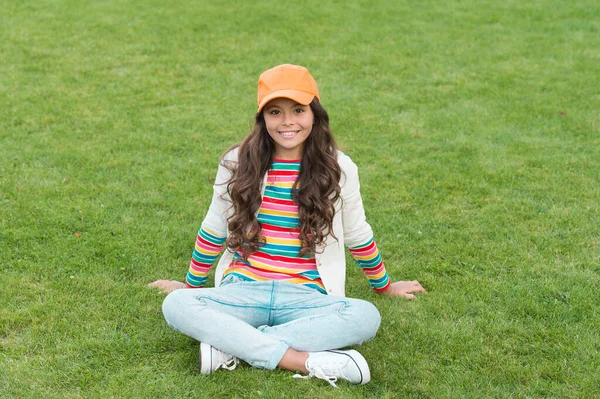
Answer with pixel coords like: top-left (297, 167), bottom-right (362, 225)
top-left (265, 340), bottom-right (290, 370)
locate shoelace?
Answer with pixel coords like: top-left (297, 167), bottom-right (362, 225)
top-left (219, 357), bottom-right (239, 371)
top-left (293, 368), bottom-right (339, 388)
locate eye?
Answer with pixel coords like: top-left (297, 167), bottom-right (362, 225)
top-left (269, 109), bottom-right (281, 115)
top-left (294, 108), bottom-right (304, 114)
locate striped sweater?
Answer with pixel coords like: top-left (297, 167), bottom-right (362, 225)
top-left (186, 159), bottom-right (390, 293)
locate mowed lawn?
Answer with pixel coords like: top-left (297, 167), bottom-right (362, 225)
top-left (1, 0), bottom-right (599, 397)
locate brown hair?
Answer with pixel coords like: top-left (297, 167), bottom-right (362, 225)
top-left (222, 98), bottom-right (341, 258)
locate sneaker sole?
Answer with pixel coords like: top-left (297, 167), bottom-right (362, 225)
top-left (199, 342), bottom-right (213, 375)
top-left (326, 349), bottom-right (371, 384)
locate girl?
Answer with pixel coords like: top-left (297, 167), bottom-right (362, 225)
top-left (150, 64), bottom-right (426, 387)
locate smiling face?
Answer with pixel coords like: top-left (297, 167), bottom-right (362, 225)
top-left (263, 97), bottom-right (315, 160)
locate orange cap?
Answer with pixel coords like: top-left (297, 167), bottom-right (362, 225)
top-left (257, 64), bottom-right (320, 112)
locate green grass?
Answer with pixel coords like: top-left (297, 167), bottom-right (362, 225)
top-left (2, 0), bottom-right (599, 397)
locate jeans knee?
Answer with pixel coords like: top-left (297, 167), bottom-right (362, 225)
top-left (356, 300), bottom-right (381, 340)
top-left (162, 289), bottom-right (186, 325)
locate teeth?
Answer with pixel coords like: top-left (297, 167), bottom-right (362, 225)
top-left (279, 131), bottom-right (297, 138)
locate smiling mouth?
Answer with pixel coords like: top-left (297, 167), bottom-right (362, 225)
top-left (278, 131), bottom-right (299, 138)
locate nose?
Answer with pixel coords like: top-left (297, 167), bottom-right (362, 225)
top-left (282, 112), bottom-right (294, 126)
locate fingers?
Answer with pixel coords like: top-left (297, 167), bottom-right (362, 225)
top-left (148, 280), bottom-right (174, 292)
top-left (386, 280), bottom-right (428, 299)
top-left (148, 280), bottom-right (169, 287)
top-left (394, 281), bottom-right (427, 292)
top-left (407, 281), bottom-right (427, 293)
top-left (148, 280), bottom-right (188, 295)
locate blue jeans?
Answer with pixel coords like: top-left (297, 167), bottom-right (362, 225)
top-left (162, 276), bottom-right (381, 369)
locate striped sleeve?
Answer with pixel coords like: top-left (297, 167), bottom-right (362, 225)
top-left (347, 238), bottom-right (391, 292)
top-left (185, 225), bottom-right (226, 288)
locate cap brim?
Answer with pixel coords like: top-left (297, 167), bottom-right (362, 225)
top-left (257, 90), bottom-right (315, 112)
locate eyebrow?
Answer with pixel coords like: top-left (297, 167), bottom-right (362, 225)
top-left (264, 102), bottom-right (306, 111)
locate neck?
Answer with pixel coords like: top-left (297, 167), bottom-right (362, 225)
top-left (274, 148), bottom-right (303, 160)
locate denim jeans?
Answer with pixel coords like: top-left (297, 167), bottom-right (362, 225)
top-left (162, 275), bottom-right (382, 369)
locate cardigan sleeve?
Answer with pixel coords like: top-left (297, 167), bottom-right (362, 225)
top-left (199, 151), bottom-right (236, 237)
top-left (184, 151), bottom-right (236, 287)
top-left (339, 154), bottom-right (391, 292)
top-left (339, 155), bottom-right (374, 247)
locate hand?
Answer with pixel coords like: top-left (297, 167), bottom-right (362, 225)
top-left (381, 280), bottom-right (427, 299)
top-left (148, 280), bottom-right (188, 294)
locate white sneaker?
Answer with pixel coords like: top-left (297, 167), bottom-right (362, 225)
top-left (199, 342), bottom-right (239, 375)
top-left (294, 349), bottom-right (371, 387)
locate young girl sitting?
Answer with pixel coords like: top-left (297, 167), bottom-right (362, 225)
top-left (150, 64), bottom-right (426, 387)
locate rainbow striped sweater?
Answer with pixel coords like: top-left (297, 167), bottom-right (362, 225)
top-left (186, 159), bottom-right (390, 293)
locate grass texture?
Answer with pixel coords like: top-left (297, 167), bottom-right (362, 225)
top-left (1, 0), bottom-right (599, 397)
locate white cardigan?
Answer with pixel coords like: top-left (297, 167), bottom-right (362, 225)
top-left (201, 148), bottom-right (374, 297)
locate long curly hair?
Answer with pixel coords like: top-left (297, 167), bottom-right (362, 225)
top-left (222, 98), bottom-right (341, 258)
